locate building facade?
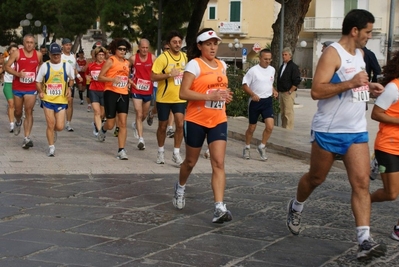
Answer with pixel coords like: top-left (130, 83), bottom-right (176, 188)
top-left (201, 0), bottom-right (280, 69)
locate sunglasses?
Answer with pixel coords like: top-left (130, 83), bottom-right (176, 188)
top-left (117, 47), bottom-right (127, 52)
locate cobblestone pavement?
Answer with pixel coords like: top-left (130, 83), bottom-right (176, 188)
top-left (0, 89), bottom-right (398, 266)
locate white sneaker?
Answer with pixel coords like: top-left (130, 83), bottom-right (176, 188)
top-left (172, 182), bottom-right (185, 209)
top-left (116, 149), bottom-right (128, 160)
top-left (97, 130), bottom-right (106, 142)
top-left (204, 149), bottom-right (210, 159)
top-left (14, 120), bottom-right (22, 136)
top-left (156, 151), bottom-right (165, 164)
top-left (9, 122), bottom-right (14, 133)
top-left (132, 122), bottom-right (139, 139)
top-left (172, 153), bottom-right (183, 166)
top-left (47, 146), bottom-right (55, 157)
top-left (243, 148), bottom-right (250, 159)
top-left (137, 139), bottom-right (145, 150)
top-left (87, 105), bottom-right (91, 112)
top-left (66, 124), bottom-right (74, 132)
top-left (257, 145), bottom-right (268, 161)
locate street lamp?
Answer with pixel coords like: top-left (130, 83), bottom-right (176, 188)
top-left (20, 13), bottom-right (41, 36)
top-left (228, 38), bottom-right (243, 73)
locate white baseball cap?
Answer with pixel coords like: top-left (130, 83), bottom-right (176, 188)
top-left (196, 30), bottom-right (222, 43)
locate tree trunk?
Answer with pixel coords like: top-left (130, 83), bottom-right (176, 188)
top-left (271, 0), bottom-right (312, 71)
top-left (185, 0), bottom-right (210, 49)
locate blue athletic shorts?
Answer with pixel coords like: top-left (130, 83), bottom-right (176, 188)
top-left (184, 121), bottom-right (227, 148)
top-left (12, 90), bottom-right (37, 98)
top-left (248, 97), bottom-right (273, 124)
top-left (41, 100), bottom-right (68, 113)
top-left (311, 131), bottom-right (368, 155)
top-left (132, 93), bottom-right (152, 103)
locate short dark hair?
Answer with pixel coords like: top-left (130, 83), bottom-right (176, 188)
top-left (259, 49), bottom-right (272, 57)
top-left (342, 9), bottom-right (375, 35)
top-left (165, 30), bottom-right (183, 44)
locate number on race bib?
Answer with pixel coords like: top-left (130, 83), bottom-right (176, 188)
top-left (91, 70), bottom-right (100, 81)
top-left (113, 76), bottom-right (128, 88)
top-left (20, 72), bottom-right (36, 83)
top-left (352, 85), bottom-right (370, 103)
top-left (174, 73), bottom-right (183, 86)
top-left (47, 83), bottom-right (62, 96)
top-left (205, 89), bottom-right (225, 109)
top-left (136, 78), bottom-right (151, 91)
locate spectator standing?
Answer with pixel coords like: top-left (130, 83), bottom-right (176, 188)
top-left (277, 47), bottom-right (301, 130)
top-left (363, 46), bottom-right (381, 82)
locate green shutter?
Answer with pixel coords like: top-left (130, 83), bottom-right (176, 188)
top-left (209, 6), bottom-right (215, 20)
top-left (230, 1), bottom-right (241, 22)
top-left (344, 0), bottom-right (357, 15)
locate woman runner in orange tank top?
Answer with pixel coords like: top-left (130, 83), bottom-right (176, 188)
top-left (171, 28), bottom-right (234, 224)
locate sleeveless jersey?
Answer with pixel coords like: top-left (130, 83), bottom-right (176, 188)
top-left (104, 55), bottom-right (130, 95)
top-left (86, 61), bottom-right (105, 91)
top-left (311, 43), bottom-right (368, 133)
top-left (152, 51), bottom-right (187, 103)
top-left (13, 48), bottom-right (39, 91)
top-left (374, 79), bottom-right (399, 155)
top-left (76, 58), bottom-right (86, 73)
top-left (42, 62), bottom-right (69, 104)
top-left (132, 53), bottom-right (153, 95)
top-left (184, 58), bottom-right (228, 128)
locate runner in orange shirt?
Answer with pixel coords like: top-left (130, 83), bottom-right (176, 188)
top-left (370, 51), bottom-right (399, 241)
top-left (97, 39), bottom-right (133, 160)
top-left (172, 28), bottom-right (233, 224)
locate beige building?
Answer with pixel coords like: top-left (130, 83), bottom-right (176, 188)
top-left (201, 0), bottom-right (280, 68)
top-left (302, 0), bottom-right (396, 76)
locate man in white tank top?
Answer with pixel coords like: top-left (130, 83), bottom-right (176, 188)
top-left (286, 9), bottom-right (386, 261)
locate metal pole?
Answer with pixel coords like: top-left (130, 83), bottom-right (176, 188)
top-left (279, 0), bottom-right (285, 66)
top-left (234, 49), bottom-right (237, 74)
top-left (157, 0), bottom-right (163, 56)
top-left (387, 0), bottom-right (395, 60)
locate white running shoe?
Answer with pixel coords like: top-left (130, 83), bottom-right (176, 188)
top-left (14, 120), bottom-right (22, 136)
top-left (172, 153), bottom-right (183, 166)
top-left (116, 149), bottom-right (128, 160)
top-left (47, 146), bottom-right (55, 157)
top-left (172, 182), bottom-right (185, 209)
top-left (203, 149), bottom-right (210, 159)
top-left (137, 139), bottom-right (145, 150)
top-left (156, 151), bottom-right (165, 164)
top-left (257, 145), bottom-right (268, 161)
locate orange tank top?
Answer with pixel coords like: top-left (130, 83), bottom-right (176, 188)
top-left (374, 78), bottom-right (399, 155)
top-left (184, 58), bottom-right (228, 128)
top-left (104, 55), bottom-right (130, 95)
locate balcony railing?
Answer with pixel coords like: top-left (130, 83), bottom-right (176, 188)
top-left (304, 17), bottom-right (382, 32)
